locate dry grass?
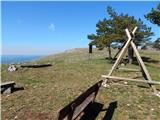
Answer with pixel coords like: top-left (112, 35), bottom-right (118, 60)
top-left (1, 48), bottom-right (160, 120)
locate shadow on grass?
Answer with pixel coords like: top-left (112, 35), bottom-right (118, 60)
top-left (137, 85), bottom-right (160, 91)
top-left (80, 101), bottom-right (118, 120)
top-left (110, 56), bottom-right (159, 65)
top-left (141, 56), bottom-right (159, 64)
top-left (12, 86), bottom-right (24, 93)
top-left (102, 101), bottom-right (118, 120)
top-left (80, 102), bottom-right (103, 120)
top-left (128, 56), bottom-right (160, 66)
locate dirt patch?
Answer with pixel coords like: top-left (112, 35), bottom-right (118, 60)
top-left (15, 109), bottom-right (52, 120)
top-left (154, 62), bottom-right (160, 67)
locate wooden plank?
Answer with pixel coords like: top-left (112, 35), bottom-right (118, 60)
top-left (56, 80), bottom-right (102, 120)
top-left (102, 75), bottom-right (160, 85)
top-left (72, 93), bottom-right (95, 120)
top-left (116, 67), bottom-right (140, 72)
top-left (21, 63), bottom-right (52, 68)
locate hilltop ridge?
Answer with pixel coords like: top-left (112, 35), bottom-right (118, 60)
top-left (1, 48), bottom-right (160, 120)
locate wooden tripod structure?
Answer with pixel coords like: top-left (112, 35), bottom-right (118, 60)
top-left (102, 26), bottom-right (160, 95)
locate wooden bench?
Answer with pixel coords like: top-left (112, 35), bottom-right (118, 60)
top-left (56, 80), bottom-right (102, 120)
top-left (1, 81), bottom-right (15, 94)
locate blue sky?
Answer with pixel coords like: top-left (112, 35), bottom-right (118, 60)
top-left (1, 1), bottom-right (160, 55)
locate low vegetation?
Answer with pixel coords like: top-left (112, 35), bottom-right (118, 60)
top-left (1, 48), bottom-right (160, 120)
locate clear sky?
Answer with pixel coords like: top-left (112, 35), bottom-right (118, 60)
top-left (1, 1), bottom-right (160, 55)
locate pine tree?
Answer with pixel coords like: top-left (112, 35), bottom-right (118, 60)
top-left (145, 3), bottom-right (160, 26)
top-left (88, 6), bottom-right (153, 63)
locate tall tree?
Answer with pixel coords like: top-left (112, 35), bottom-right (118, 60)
top-left (88, 6), bottom-right (153, 63)
top-left (145, 3), bottom-right (160, 26)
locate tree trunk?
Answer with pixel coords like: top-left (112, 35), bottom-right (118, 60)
top-left (108, 45), bottom-right (112, 59)
top-left (128, 45), bottom-right (134, 64)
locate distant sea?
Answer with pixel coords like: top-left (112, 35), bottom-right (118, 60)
top-left (1, 55), bottom-right (43, 64)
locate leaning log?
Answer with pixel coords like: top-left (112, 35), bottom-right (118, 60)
top-left (56, 80), bottom-right (102, 120)
top-left (21, 63), bottom-right (52, 68)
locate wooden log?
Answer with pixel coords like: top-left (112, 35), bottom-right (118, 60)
top-left (116, 67), bottom-right (140, 72)
top-left (56, 80), bottom-right (102, 120)
top-left (130, 41), bottom-right (157, 93)
top-left (102, 75), bottom-right (160, 85)
top-left (21, 63), bottom-right (52, 68)
top-left (1, 81), bottom-right (15, 94)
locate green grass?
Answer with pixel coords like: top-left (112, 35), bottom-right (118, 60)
top-left (1, 48), bottom-right (160, 120)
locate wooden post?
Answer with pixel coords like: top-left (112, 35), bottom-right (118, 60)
top-left (89, 44), bottom-right (92, 54)
top-left (130, 41), bottom-right (157, 93)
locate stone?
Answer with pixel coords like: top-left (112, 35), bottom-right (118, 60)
top-left (8, 65), bottom-right (17, 72)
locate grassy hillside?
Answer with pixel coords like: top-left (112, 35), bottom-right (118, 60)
top-left (1, 48), bottom-right (160, 120)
